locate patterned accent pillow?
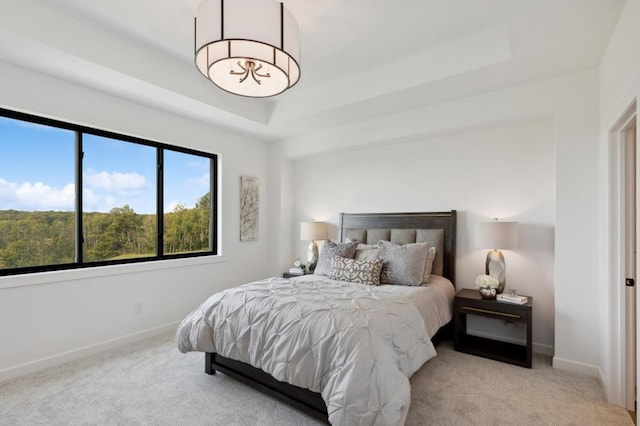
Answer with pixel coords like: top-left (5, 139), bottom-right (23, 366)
top-left (314, 240), bottom-right (358, 276)
top-left (377, 240), bottom-right (429, 286)
top-left (329, 256), bottom-right (383, 286)
top-left (422, 246), bottom-right (437, 284)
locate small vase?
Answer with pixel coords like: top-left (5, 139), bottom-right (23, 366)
top-left (479, 287), bottom-right (497, 299)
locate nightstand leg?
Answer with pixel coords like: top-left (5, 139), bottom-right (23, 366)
top-left (526, 311), bottom-right (533, 368)
top-left (454, 307), bottom-right (467, 350)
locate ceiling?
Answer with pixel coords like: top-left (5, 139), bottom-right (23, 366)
top-left (0, 0), bottom-right (627, 142)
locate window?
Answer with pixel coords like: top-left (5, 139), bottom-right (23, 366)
top-left (0, 108), bottom-right (217, 276)
top-left (163, 150), bottom-right (212, 255)
top-left (83, 134), bottom-right (157, 262)
top-left (0, 117), bottom-right (75, 269)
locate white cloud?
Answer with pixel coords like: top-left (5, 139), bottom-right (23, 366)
top-left (0, 176), bottom-right (137, 212)
top-left (0, 170), bottom-right (155, 213)
top-left (186, 173), bottom-right (210, 189)
top-left (84, 170), bottom-right (147, 195)
top-left (166, 200), bottom-right (180, 212)
top-left (82, 188), bottom-right (117, 213)
top-left (0, 178), bottom-right (75, 211)
top-left (0, 178), bottom-right (16, 199)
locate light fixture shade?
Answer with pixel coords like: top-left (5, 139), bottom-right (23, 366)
top-left (475, 221), bottom-right (518, 249)
top-left (300, 222), bottom-right (327, 241)
top-left (195, 0), bottom-right (300, 98)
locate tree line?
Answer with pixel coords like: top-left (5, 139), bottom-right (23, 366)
top-left (0, 193), bottom-right (211, 269)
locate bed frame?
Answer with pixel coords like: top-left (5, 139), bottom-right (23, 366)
top-left (205, 211), bottom-right (457, 422)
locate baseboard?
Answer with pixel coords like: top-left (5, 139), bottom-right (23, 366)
top-left (598, 367), bottom-right (607, 400)
top-left (0, 321), bottom-right (179, 383)
top-left (552, 356), bottom-right (601, 378)
top-left (532, 342), bottom-right (554, 356)
top-left (466, 330), bottom-right (554, 356)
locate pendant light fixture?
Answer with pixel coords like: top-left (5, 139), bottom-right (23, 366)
top-left (194, 0), bottom-right (301, 98)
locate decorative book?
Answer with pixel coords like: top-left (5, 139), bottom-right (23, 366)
top-left (288, 267), bottom-right (304, 275)
top-left (496, 294), bottom-right (528, 304)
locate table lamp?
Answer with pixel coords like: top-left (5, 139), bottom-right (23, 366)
top-left (300, 221), bottom-right (327, 273)
top-left (475, 219), bottom-right (518, 294)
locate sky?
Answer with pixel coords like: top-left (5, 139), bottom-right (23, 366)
top-left (0, 116), bottom-right (210, 214)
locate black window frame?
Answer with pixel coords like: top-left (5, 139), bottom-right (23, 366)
top-left (0, 107), bottom-right (218, 276)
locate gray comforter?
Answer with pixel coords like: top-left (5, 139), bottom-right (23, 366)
top-left (177, 276), bottom-right (437, 425)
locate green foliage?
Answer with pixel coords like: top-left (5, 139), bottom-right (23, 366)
top-left (0, 210), bottom-right (75, 268)
top-left (0, 193), bottom-right (211, 270)
top-left (164, 191), bottom-right (211, 254)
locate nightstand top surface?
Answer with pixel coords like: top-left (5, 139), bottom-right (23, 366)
top-left (455, 288), bottom-right (532, 307)
top-left (283, 271), bottom-right (311, 278)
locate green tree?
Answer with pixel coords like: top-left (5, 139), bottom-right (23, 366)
top-left (0, 194), bottom-right (210, 269)
top-left (90, 205), bottom-right (145, 260)
top-left (195, 192), bottom-right (211, 248)
top-left (164, 192), bottom-right (210, 254)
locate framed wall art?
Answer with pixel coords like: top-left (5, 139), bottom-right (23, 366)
top-left (240, 176), bottom-right (259, 241)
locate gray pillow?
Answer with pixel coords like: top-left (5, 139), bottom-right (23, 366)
top-left (329, 256), bottom-right (383, 286)
top-left (377, 240), bottom-right (429, 286)
top-left (422, 246), bottom-right (437, 284)
top-left (355, 243), bottom-right (379, 262)
top-left (314, 240), bottom-right (358, 276)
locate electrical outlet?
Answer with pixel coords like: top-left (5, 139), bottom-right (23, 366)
top-left (134, 302), bottom-right (143, 314)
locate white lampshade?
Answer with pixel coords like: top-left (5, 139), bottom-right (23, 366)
top-left (195, 0), bottom-right (300, 97)
top-left (300, 222), bottom-right (327, 241)
top-left (475, 221), bottom-right (518, 250)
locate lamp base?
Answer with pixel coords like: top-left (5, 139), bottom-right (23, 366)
top-left (307, 241), bottom-right (319, 273)
top-left (486, 250), bottom-right (506, 294)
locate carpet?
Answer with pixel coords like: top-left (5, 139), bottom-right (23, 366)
top-left (0, 332), bottom-right (633, 425)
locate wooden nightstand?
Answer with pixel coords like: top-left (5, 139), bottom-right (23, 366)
top-left (454, 288), bottom-right (532, 368)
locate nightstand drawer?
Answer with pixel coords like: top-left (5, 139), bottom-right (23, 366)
top-left (458, 303), bottom-right (529, 322)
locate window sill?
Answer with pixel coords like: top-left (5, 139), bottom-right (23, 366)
top-left (0, 255), bottom-right (224, 290)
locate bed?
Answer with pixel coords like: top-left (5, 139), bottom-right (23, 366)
top-left (177, 211), bottom-right (457, 425)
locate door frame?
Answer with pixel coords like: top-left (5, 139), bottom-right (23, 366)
top-left (608, 99), bottom-right (637, 410)
top-left (622, 112), bottom-right (637, 412)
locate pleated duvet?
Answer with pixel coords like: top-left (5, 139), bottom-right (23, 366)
top-left (177, 276), bottom-right (437, 425)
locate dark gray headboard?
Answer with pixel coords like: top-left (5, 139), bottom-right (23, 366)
top-left (338, 211), bottom-right (457, 285)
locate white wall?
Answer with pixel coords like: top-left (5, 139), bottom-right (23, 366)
top-left (290, 120), bottom-right (556, 353)
top-left (599, 0), bottom-right (640, 121)
top-left (0, 61), bottom-right (274, 380)
top-left (598, 0), bottom-right (640, 406)
top-left (272, 69), bottom-right (602, 375)
top-left (266, 145), bottom-right (294, 278)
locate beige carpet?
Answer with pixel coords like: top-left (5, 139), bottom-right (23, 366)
top-left (0, 332), bottom-right (633, 425)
